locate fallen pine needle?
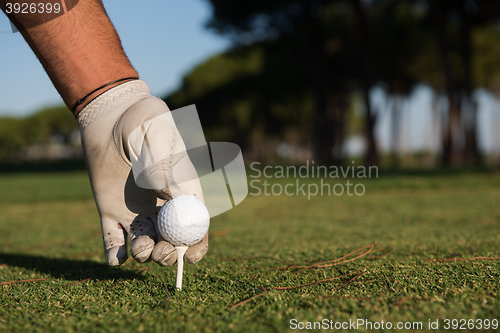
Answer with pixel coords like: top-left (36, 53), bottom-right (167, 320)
top-left (321, 295), bottom-right (372, 300)
top-left (0, 278), bottom-right (47, 286)
top-left (266, 265), bottom-right (370, 291)
top-left (161, 284), bottom-right (171, 310)
top-left (291, 243), bottom-right (376, 275)
top-left (470, 257), bottom-right (500, 260)
top-left (330, 271), bottom-right (366, 291)
top-left (229, 266), bottom-right (370, 308)
top-left (60, 278), bottom-right (92, 288)
top-left (425, 257), bottom-right (500, 262)
top-left (370, 247), bottom-right (393, 259)
top-left (226, 244), bottom-right (378, 308)
top-left (236, 243), bottom-right (377, 271)
top-left (393, 296), bottom-right (428, 308)
top-left (229, 291), bottom-right (267, 309)
top-left (110, 278), bottom-right (122, 289)
top-left (240, 266), bottom-right (291, 270)
top-left (220, 256), bottom-right (293, 265)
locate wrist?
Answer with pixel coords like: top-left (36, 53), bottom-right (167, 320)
top-left (77, 80), bottom-right (151, 130)
top-left (72, 76), bottom-right (139, 117)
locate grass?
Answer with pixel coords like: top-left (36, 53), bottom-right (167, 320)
top-left (0, 170), bottom-right (499, 332)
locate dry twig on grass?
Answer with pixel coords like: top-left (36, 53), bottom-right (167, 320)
top-left (161, 284), bottom-right (172, 310)
top-left (228, 268), bottom-right (369, 309)
top-left (226, 243), bottom-right (378, 308)
top-left (110, 278), bottom-right (122, 289)
top-left (228, 243), bottom-right (377, 272)
top-left (220, 256), bottom-right (293, 265)
top-left (329, 271), bottom-right (367, 291)
top-left (227, 245), bottom-right (379, 309)
top-left (59, 277), bottom-right (92, 288)
top-left (0, 278), bottom-right (47, 286)
top-left (267, 265), bottom-right (369, 291)
top-left (229, 291), bottom-right (268, 309)
top-left (290, 243), bottom-right (376, 275)
top-left (393, 296), bottom-right (429, 308)
top-left (425, 256), bottom-right (500, 263)
top-left (369, 246), bottom-right (393, 259)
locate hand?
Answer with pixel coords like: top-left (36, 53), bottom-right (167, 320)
top-left (77, 80), bottom-right (208, 266)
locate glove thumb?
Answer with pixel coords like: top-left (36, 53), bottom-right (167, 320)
top-left (135, 161), bottom-right (182, 200)
top-left (116, 97), bottom-right (186, 200)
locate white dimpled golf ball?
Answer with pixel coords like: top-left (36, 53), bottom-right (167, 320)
top-left (158, 195), bottom-right (210, 246)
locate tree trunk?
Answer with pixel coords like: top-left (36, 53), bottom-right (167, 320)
top-left (431, 0), bottom-right (462, 166)
top-left (460, 8), bottom-right (480, 166)
top-left (390, 94), bottom-right (403, 169)
top-left (353, 0), bottom-right (379, 166)
top-left (326, 90), bottom-right (348, 165)
top-left (296, 3), bottom-right (334, 165)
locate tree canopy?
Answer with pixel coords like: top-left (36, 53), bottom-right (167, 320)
top-left (166, 0), bottom-right (500, 166)
top-left (0, 106), bottom-right (77, 161)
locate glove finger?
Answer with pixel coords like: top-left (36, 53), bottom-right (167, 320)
top-left (106, 245), bottom-right (128, 266)
top-left (101, 217), bottom-right (128, 266)
top-left (185, 232), bottom-right (208, 264)
top-left (128, 216), bottom-right (156, 263)
top-left (151, 240), bottom-right (177, 266)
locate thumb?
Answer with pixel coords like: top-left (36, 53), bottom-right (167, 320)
top-left (123, 102), bottom-right (187, 200)
top-left (137, 160), bottom-right (182, 200)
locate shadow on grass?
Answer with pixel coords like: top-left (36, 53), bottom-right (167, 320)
top-left (0, 252), bottom-right (145, 281)
top-left (0, 160), bottom-right (87, 173)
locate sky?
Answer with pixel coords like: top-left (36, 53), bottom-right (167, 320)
top-left (0, 0), bottom-right (229, 116)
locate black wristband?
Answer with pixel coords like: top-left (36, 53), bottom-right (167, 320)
top-left (72, 77), bottom-right (139, 113)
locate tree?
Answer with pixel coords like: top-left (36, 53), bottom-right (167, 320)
top-left (165, 42), bottom-right (314, 162)
top-left (191, 0), bottom-right (500, 168)
top-left (0, 105), bottom-right (77, 162)
top-left (424, 0), bottom-right (500, 166)
top-left (204, 0), bottom-right (355, 165)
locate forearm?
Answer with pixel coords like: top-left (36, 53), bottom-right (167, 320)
top-left (1, 0), bottom-right (138, 115)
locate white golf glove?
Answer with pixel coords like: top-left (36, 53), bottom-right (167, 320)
top-left (77, 80), bottom-right (208, 266)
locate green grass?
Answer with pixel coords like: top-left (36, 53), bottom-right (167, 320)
top-left (0, 171), bottom-right (499, 332)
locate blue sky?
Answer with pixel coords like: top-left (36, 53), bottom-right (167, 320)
top-left (0, 0), bottom-right (229, 116)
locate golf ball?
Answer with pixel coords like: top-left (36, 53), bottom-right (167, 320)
top-left (158, 195), bottom-right (210, 246)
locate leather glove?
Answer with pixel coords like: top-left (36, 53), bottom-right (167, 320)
top-left (77, 80), bottom-right (208, 266)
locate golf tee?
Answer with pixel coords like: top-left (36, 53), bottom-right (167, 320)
top-left (175, 246), bottom-right (188, 290)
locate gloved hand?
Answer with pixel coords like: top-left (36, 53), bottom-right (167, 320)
top-left (77, 80), bottom-right (208, 266)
